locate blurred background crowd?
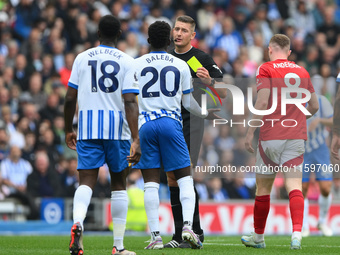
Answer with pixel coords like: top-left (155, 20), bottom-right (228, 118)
top-left (0, 0), bottom-right (340, 219)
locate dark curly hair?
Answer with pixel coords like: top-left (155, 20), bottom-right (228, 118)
top-left (148, 21), bottom-right (171, 49)
top-left (98, 15), bottom-right (121, 39)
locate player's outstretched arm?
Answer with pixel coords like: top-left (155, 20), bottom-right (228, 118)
top-left (331, 87), bottom-right (340, 159)
top-left (308, 117), bottom-right (333, 132)
top-left (305, 92), bottom-right (319, 119)
top-left (182, 92), bottom-right (221, 119)
top-left (124, 93), bottom-right (141, 165)
top-left (64, 87), bottom-right (78, 151)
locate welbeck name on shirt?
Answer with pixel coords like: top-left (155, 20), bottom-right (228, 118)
top-left (88, 49), bottom-right (123, 59)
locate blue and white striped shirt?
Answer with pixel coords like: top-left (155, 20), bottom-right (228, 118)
top-left (133, 52), bottom-right (193, 129)
top-left (68, 45), bottom-right (139, 140)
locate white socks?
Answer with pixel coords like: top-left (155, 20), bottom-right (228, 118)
top-left (254, 233), bottom-right (264, 242)
top-left (144, 182), bottom-right (160, 236)
top-left (73, 185), bottom-right (93, 229)
top-left (318, 194), bottom-right (332, 224)
top-left (292, 231), bottom-right (302, 241)
top-left (303, 198), bottom-right (309, 230)
top-left (177, 176), bottom-right (195, 226)
top-left (111, 190), bottom-right (128, 250)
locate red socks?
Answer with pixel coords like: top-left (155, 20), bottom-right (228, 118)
top-left (254, 190), bottom-right (303, 234)
top-left (289, 189), bottom-right (304, 232)
top-left (254, 195), bottom-right (270, 234)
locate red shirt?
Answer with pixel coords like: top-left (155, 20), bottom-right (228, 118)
top-left (256, 59), bottom-right (315, 141)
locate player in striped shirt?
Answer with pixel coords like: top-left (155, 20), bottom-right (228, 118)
top-left (134, 21), bottom-right (218, 250)
top-left (302, 95), bottom-right (334, 237)
top-left (64, 15), bottom-right (140, 255)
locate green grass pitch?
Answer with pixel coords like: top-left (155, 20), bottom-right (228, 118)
top-left (0, 235), bottom-right (339, 255)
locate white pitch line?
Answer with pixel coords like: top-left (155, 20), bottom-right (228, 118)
top-left (204, 243), bottom-right (340, 248)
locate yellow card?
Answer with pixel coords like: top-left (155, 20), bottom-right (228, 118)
top-left (187, 56), bottom-right (203, 72)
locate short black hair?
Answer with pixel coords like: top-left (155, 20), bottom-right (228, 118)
top-left (98, 15), bottom-right (121, 39)
top-left (148, 21), bottom-right (171, 49)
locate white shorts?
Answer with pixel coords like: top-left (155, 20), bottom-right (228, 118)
top-left (255, 139), bottom-right (305, 175)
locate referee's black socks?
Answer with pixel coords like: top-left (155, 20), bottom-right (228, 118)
top-left (169, 186), bottom-right (203, 241)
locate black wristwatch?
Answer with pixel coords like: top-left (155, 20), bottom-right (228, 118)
top-left (210, 78), bottom-right (215, 86)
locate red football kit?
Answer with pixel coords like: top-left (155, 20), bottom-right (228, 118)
top-left (252, 59), bottom-right (313, 236)
top-left (256, 59), bottom-right (315, 141)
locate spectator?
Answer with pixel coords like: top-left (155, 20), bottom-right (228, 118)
top-left (20, 28), bottom-right (42, 57)
top-left (318, 6), bottom-right (340, 49)
top-left (21, 131), bottom-right (36, 164)
top-left (24, 72), bottom-right (47, 110)
top-left (3, 66), bottom-right (15, 88)
top-left (39, 93), bottom-right (62, 124)
top-left (0, 87), bottom-right (10, 117)
top-left (9, 84), bottom-right (20, 121)
top-left (214, 125), bottom-right (235, 152)
top-left (60, 157), bottom-right (79, 197)
top-left (0, 145), bottom-right (38, 219)
top-left (59, 52), bottom-right (75, 88)
top-left (145, 4), bottom-right (172, 27)
top-left (14, 54), bottom-right (35, 92)
top-left (254, 4), bottom-right (273, 46)
top-left (73, 13), bottom-right (96, 49)
top-left (41, 54), bottom-right (56, 85)
top-left (304, 45), bottom-right (320, 76)
top-left (14, 0), bottom-right (41, 40)
top-left (37, 127), bottom-right (61, 169)
top-left (5, 40), bottom-right (19, 68)
top-left (124, 32), bottom-right (140, 58)
top-left (193, 169), bottom-right (209, 202)
top-left (242, 17), bottom-right (260, 47)
top-left (0, 125), bottom-right (9, 162)
top-left (214, 16), bottom-right (243, 63)
top-left (312, 63), bottom-right (337, 101)
top-left (2, 105), bottom-right (25, 149)
top-left (207, 177), bottom-right (228, 201)
top-left (21, 103), bottom-right (39, 134)
top-left (93, 165), bottom-right (111, 198)
top-left (290, 0), bottom-right (316, 40)
top-left (27, 150), bottom-right (63, 198)
top-left (51, 38), bottom-right (66, 72)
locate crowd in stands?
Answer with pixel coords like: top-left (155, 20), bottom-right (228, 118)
top-left (0, 0), bottom-right (340, 217)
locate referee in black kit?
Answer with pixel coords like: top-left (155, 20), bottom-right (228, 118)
top-left (164, 15), bottom-right (227, 248)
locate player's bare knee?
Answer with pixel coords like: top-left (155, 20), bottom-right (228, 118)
top-left (255, 181), bottom-right (272, 196)
top-left (255, 176), bottom-right (274, 196)
top-left (255, 186), bottom-right (271, 196)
